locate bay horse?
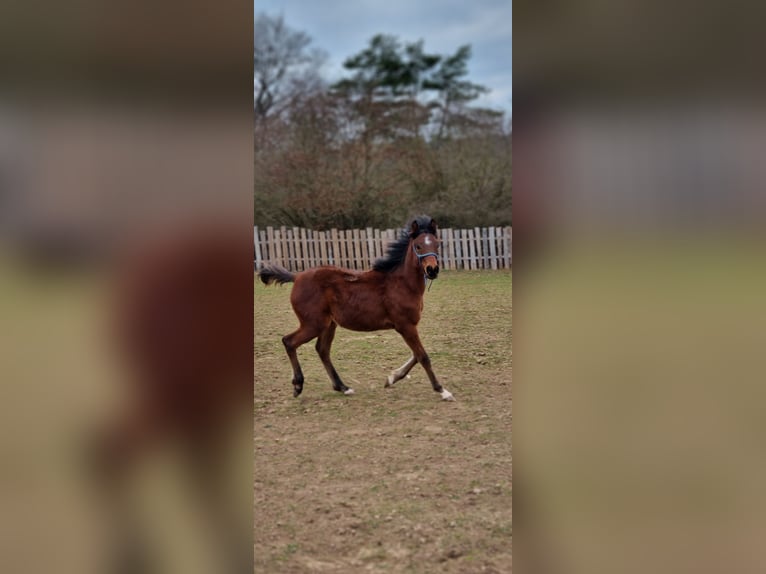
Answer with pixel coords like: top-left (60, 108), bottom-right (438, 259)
top-left (258, 215), bottom-right (455, 401)
top-left (94, 221), bottom-right (253, 574)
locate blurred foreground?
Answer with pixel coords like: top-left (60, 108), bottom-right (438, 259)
top-left (0, 109), bottom-right (253, 574)
top-left (514, 68), bottom-right (766, 574)
top-left (0, 0), bottom-right (253, 567)
top-left (515, 236), bottom-right (766, 574)
top-left (515, 0), bottom-right (766, 568)
top-left (0, 105), bottom-right (253, 574)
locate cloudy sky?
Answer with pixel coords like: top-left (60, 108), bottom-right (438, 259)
top-left (256, 0), bottom-right (512, 113)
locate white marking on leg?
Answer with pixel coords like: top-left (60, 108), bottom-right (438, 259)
top-left (440, 389), bottom-right (455, 401)
top-left (343, 388), bottom-right (355, 395)
top-left (386, 355), bottom-right (417, 387)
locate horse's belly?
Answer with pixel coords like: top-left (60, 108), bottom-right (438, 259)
top-left (332, 307), bottom-right (392, 332)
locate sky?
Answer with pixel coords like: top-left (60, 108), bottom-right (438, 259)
top-left (256, 0), bottom-right (512, 114)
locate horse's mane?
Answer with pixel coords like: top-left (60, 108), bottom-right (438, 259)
top-left (372, 215), bottom-right (435, 273)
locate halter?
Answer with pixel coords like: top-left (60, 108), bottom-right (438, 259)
top-left (413, 244), bottom-right (438, 290)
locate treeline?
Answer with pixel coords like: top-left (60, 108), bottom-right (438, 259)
top-left (254, 14), bottom-right (511, 230)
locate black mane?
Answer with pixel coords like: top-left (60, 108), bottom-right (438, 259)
top-left (372, 215), bottom-right (435, 273)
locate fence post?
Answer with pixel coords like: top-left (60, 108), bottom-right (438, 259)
top-left (464, 229), bottom-right (472, 270)
top-left (364, 227), bottom-right (373, 266)
top-left (317, 229), bottom-right (325, 266)
top-left (339, 229), bottom-right (348, 268)
top-left (300, 228), bottom-right (308, 269)
top-left (439, 228), bottom-right (449, 270)
top-left (284, 227), bottom-right (292, 269)
top-left (280, 227), bottom-right (287, 268)
top-left (254, 226), bottom-right (261, 268)
top-left (447, 228), bottom-right (454, 270)
top-left (489, 226), bottom-right (497, 270)
top-left (351, 229), bottom-right (360, 270)
top-left (266, 226), bottom-right (274, 264)
top-left (503, 226), bottom-right (511, 267)
top-left (454, 228), bottom-right (462, 270)
top-left (307, 228), bottom-right (315, 268)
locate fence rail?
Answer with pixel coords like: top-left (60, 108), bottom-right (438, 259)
top-left (254, 225), bottom-right (511, 271)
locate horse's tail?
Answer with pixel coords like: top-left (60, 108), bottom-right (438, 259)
top-left (258, 264), bottom-right (295, 286)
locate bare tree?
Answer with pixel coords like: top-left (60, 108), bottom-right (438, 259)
top-left (254, 13), bottom-right (325, 120)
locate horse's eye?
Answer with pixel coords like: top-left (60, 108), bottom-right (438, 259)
top-left (416, 245), bottom-right (422, 250)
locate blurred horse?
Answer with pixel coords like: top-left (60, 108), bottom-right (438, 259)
top-left (94, 221), bottom-right (253, 574)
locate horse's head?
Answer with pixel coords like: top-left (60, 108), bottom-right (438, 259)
top-left (410, 217), bottom-right (440, 280)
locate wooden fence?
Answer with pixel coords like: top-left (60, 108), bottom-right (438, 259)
top-left (254, 225), bottom-right (511, 271)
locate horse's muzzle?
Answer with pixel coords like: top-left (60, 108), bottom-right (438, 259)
top-left (425, 265), bottom-right (439, 280)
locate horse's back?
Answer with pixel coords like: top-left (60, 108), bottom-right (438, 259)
top-left (292, 266), bottom-right (361, 289)
top-left (290, 266), bottom-right (394, 331)
top-left (290, 266), bottom-right (359, 306)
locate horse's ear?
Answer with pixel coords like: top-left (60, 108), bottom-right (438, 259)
top-left (429, 218), bottom-right (438, 233)
top-left (410, 219), bottom-right (420, 236)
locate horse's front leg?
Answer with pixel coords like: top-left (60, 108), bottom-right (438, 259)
top-left (385, 354), bottom-right (417, 388)
top-left (395, 326), bottom-right (455, 401)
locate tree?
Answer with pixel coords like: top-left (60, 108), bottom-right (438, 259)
top-left (333, 34), bottom-right (441, 101)
top-left (254, 13), bottom-right (325, 121)
top-left (333, 36), bottom-right (493, 140)
top-left (426, 45), bottom-right (490, 138)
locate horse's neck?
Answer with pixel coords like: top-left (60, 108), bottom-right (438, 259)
top-left (391, 253), bottom-right (425, 294)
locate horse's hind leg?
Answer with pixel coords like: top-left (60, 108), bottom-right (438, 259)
top-left (283, 325), bottom-right (321, 397)
top-left (385, 355), bottom-right (417, 388)
top-left (315, 322), bottom-right (354, 395)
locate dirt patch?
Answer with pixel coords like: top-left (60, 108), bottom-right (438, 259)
top-left (255, 270), bottom-right (512, 573)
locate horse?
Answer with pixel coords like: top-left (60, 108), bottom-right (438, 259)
top-left (93, 221), bottom-right (253, 574)
top-left (258, 215), bottom-right (455, 401)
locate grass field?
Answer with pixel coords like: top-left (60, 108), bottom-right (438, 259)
top-left (254, 270), bottom-right (512, 573)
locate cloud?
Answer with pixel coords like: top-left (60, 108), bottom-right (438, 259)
top-left (256, 0), bottom-right (511, 113)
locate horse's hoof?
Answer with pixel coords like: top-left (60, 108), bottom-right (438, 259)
top-left (343, 388), bottom-right (355, 396)
top-left (440, 389), bottom-right (455, 401)
top-left (385, 377), bottom-right (394, 388)
top-left (293, 387), bottom-right (303, 397)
